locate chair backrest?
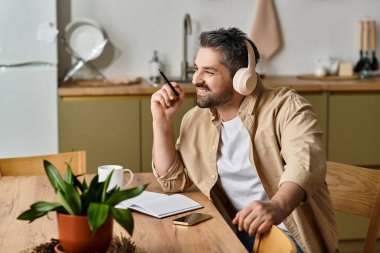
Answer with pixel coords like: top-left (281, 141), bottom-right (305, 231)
top-left (0, 151), bottom-right (86, 176)
top-left (326, 161), bottom-right (380, 253)
top-left (253, 225), bottom-right (297, 253)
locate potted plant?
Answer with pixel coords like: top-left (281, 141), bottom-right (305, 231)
top-left (17, 160), bottom-right (146, 253)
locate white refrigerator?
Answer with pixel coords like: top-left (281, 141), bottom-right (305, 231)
top-left (0, 0), bottom-right (58, 158)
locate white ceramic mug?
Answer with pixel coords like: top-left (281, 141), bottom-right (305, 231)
top-left (98, 165), bottom-right (134, 191)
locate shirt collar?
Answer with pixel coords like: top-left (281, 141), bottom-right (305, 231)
top-left (238, 75), bottom-right (264, 116)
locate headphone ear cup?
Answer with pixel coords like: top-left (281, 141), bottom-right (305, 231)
top-left (233, 68), bottom-right (257, 96)
top-left (233, 40), bottom-right (257, 95)
top-left (233, 68), bottom-right (245, 94)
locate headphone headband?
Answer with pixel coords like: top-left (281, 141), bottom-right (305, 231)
top-left (245, 40), bottom-right (255, 71)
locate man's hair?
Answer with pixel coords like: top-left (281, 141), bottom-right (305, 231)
top-left (199, 27), bottom-right (260, 78)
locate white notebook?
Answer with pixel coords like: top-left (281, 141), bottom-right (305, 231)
top-left (116, 191), bottom-right (203, 218)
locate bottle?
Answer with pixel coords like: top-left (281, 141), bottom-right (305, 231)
top-left (149, 50), bottom-right (161, 84)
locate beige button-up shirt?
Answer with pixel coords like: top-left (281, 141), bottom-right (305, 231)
top-left (153, 78), bottom-right (339, 253)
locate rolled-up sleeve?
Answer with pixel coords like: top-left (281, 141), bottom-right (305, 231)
top-left (278, 95), bottom-right (326, 202)
top-left (152, 151), bottom-right (193, 192)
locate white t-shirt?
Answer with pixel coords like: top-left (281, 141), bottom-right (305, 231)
top-left (217, 116), bottom-right (267, 210)
top-left (217, 116), bottom-right (288, 232)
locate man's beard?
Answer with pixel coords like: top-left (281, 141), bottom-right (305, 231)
top-left (196, 84), bottom-right (234, 108)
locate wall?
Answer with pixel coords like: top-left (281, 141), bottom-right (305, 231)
top-left (57, 0), bottom-right (380, 80)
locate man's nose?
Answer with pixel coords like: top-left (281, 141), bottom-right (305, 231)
top-left (192, 71), bottom-right (204, 85)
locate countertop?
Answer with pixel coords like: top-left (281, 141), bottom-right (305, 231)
top-left (58, 75), bottom-right (380, 97)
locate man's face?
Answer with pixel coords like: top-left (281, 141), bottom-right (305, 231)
top-left (192, 47), bottom-right (234, 108)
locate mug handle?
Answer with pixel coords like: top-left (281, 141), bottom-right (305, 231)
top-left (122, 168), bottom-right (134, 188)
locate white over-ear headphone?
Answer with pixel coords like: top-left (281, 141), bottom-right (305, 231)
top-left (232, 40), bottom-right (257, 95)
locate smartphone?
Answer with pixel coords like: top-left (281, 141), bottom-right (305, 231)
top-left (172, 213), bottom-right (212, 226)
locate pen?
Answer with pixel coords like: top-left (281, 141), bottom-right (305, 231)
top-left (159, 69), bottom-right (180, 97)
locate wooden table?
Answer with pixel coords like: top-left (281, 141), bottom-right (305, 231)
top-left (0, 173), bottom-right (247, 253)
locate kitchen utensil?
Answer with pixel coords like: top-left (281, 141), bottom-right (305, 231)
top-left (354, 20), bottom-right (365, 73)
top-left (65, 19), bottom-right (107, 61)
top-left (315, 57), bottom-right (339, 76)
top-left (360, 20), bottom-right (372, 78)
top-left (370, 20), bottom-right (379, 71)
top-left (61, 36), bottom-right (107, 81)
top-left (314, 66), bottom-right (327, 77)
top-left (62, 19), bottom-right (108, 82)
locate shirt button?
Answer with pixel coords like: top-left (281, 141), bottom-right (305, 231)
top-left (211, 174), bottom-right (216, 179)
top-left (212, 145), bottom-right (216, 149)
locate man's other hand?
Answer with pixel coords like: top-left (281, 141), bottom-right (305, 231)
top-left (232, 199), bottom-right (287, 236)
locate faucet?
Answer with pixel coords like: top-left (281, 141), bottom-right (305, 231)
top-left (181, 13), bottom-right (194, 81)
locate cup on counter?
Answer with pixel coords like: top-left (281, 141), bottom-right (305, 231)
top-left (98, 165), bottom-right (134, 191)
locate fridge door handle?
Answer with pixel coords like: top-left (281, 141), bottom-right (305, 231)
top-left (0, 61), bottom-right (55, 68)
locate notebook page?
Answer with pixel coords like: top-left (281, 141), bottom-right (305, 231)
top-left (130, 194), bottom-right (202, 218)
top-left (116, 191), bottom-right (166, 208)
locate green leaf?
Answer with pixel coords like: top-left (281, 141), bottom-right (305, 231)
top-left (106, 184), bottom-right (148, 206)
top-left (111, 207), bottom-right (134, 236)
top-left (60, 182), bottom-right (82, 214)
top-left (88, 203), bottom-right (110, 232)
top-left (56, 189), bottom-right (75, 215)
top-left (17, 209), bottom-right (47, 222)
top-left (80, 188), bottom-right (91, 215)
top-left (67, 173), bottom-right (86, 194)
top-left (88, 175), bottom-right (100, 190)
top-left (101, 170), bottom-right (114, 203)
top-left (87, 175), bottom-right (104, 204)
top-left (30, 201), bottom-right (62, 212)
top-left (81, 177), bottom-right (88, 191)
top-left (56, 206), bottom-right (67, 214)
top-left (44, 160), bottom-right (65, 192)
top-left (17, 201), bottom-right (61, 222)
top-left (64, 163), bottom-right (74, 185)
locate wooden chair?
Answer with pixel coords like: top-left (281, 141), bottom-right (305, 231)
top-left (253, 225), bottom-right (297, 253)
top-left (0, 151), bottom-right (86, 176)
top-left (326, 161), bottom-right (380, 253)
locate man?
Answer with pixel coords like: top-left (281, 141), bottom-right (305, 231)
top-left (150, 27), bottom-right (339, 253)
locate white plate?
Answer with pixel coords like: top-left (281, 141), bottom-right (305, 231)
top-left (65, 19), bottom-right (107, 61)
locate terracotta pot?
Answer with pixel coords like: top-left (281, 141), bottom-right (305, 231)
top-left (57, 213), bottom-right (113, 253)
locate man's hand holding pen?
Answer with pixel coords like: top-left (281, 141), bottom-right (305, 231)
top-left (151, 78), bottom-right (185, 123)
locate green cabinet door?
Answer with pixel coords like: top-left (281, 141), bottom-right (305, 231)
top-left (59, 97), bottom-right (141, 173)
top-left (328, 93), bottom-right (380, 166)
top-left (140, 96), bottom-right (196, 172)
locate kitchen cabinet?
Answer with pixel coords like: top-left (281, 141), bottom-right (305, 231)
top-left (59, 97), bottom-right (141, 173)
top-left (328, 92), bottom-right (380, 167)
top-left (327, 92), bottom-right (380, 251)
top-left (59, 95), bottom-right (196, 173)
